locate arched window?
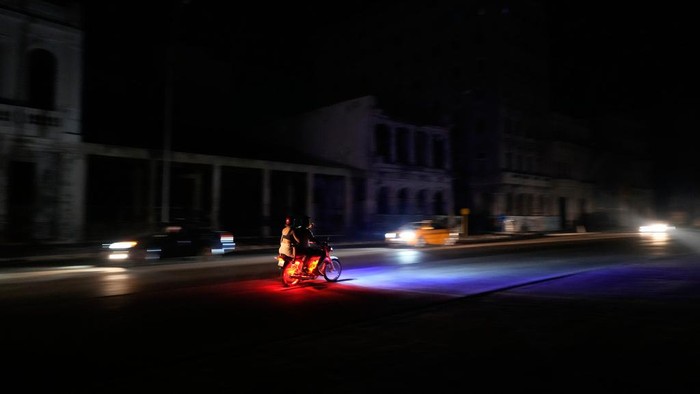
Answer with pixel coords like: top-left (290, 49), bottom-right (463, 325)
top-left (415, 131), bottom-right (427, 166)
top-left (397, 127), bottom-right (410, 164)
top-left (432, 137), bottom-right (445, 168)
top-left (433, 191), bottom-right (445, 215)
top-left (376, 187), bottom-right (390, 214)
top-left (397, 188), bottom-right (409, 214)
top-left (416, 190), bottom-right (427, 215)
top-left (28, 49), bottom-right (57, 110)
top-left (374, 124), bottom-right (391, 163)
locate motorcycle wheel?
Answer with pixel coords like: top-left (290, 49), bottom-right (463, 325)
top-left (322, 257), bottom-right (342, 282)
top-left (282, 260), bottom-right (301, 287)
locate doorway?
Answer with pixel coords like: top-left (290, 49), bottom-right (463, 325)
top-left (7, 161), bottom-right (36, 241)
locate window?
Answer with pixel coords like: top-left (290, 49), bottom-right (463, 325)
top-left (433, 137), bottom-right (445, 168)
top-left (397, 127), bottom-right (410, 164)
top-left (375, 124), bottom-right (391, 163)
top-left (515, 193), bottom-right (524, 215)
top-left (416, 190), bottom-right (427, 215)
top-left (377, 187), bottom-right (390, 214)
top-left (506, 193), bottom-right (513, 215)
top-left (28, 49), bottom-right (57, 110)
top-left (397, 188), bottom-right (409, 214)
top-left (433, 191), bottom-right (446, 215)
top-left (415, 131), bottom-right (427, 166)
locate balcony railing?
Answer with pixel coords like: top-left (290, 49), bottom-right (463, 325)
top-left (0, 103), bottom-right (63, 138)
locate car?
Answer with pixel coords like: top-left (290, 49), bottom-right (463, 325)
top-left (103, 224), bottom-right (235, 262)
top-left (384, 220), bottom-right (459, 247)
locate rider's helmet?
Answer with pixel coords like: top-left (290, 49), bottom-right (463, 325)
top-left (300, 215), bottom-right (311, 228)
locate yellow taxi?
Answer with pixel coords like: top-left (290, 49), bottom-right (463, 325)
top-left (384, 220), bottom-right (459, 247)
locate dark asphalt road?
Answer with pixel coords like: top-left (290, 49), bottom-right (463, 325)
top-left (174, 257), bottom-right (700, 393)
top-left (97, 236), bottom-right (699, 393)
top-left (3, 231), bottom-right (698, 393)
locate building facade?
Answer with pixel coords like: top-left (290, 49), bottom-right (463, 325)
top-left (272, 95), bottom-right (455, 234)
top-left (299, 1), bottom-right (654, 233)
top-left (0, 1), bottom-right (656, 244)
top-left (0, 0), bottom-right (85, 242)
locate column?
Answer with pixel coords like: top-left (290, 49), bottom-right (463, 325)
top-left (210, 164), bottom-right (221, 229)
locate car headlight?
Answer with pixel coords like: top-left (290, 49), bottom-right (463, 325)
top-left (385, 232), bottom-right (398, 239)
top-left (638, 223), bottom-right (674, 233)
top-left (109, 241), bottom-right (138, 250)
top-left (399, 230), bottom-right (417, 241)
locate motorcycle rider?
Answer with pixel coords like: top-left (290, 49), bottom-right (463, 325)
top-left (292, 215), bottom-right (324, 272)
top-left (278, 215), bottom-right (296, 259)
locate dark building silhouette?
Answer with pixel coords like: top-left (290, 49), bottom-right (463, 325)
top-left (255, 1), bottom-right (654, 232)
top-left (1, 1), bottom-right (664, 243)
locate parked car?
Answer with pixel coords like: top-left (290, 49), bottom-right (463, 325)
top-left (384, 220), bottom-right (458, 247)
top-left (103, 224), bottom-right (235, 262)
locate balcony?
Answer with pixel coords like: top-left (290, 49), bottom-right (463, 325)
top-left (0, 103), bottom-right (66, 139)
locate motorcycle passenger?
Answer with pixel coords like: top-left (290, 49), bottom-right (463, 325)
top-left (292, 215), bottom-right (324, 271)
top-left (278, 215), bottom-right (296, 259)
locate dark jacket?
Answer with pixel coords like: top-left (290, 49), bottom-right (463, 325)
top-left (292, 226), bottom-right (321, 255)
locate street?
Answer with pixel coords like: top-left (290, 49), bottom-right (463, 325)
top-left (1, 232), bottom-right (698, 392)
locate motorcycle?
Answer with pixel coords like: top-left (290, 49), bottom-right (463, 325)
top-left (277, 237), bottom-right (342, 287)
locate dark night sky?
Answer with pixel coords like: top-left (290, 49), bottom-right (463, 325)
top-left (80, 1), bottom-right (698, 196)
top-left (547, 3), bottom-right (696, 118)
top-left (545, 3), bottom-right (697, 189)
top-left (81, 1), bottom-right (371, 136)
top-left (81, 2), bottom-right (696, 126)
